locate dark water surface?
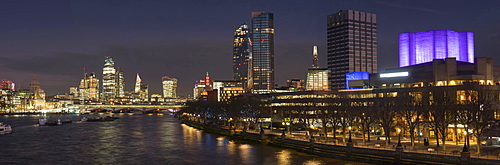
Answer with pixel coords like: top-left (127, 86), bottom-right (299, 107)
top-left (0, 113), bottom-right (367, 165)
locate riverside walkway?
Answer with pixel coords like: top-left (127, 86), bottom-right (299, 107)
top-left (243, 129), bottom-right (500, 162)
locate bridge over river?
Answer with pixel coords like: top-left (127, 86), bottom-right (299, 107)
top-left (79, 104), bottom-right (184, 113)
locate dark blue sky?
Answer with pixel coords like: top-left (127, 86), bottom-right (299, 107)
top-left (1, 0), bottom-right (499, 97)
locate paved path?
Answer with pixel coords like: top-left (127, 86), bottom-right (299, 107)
top-left (242, 130), bottom-right (500, 161)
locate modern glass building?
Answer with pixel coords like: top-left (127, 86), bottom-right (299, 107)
top-left (327, 9), bottom-right (377, 90)
top-left (251, 12), bottom-right (275, 93)
top-left (162, 76), bottom-right (178, 98)
top-left (134, 73), bottom-right (141, 93)
top-left (102, 56), bottom-right (117, 100)
top-left (306, 69), bottom-right (330, 91)
top-left (399, 30), bottom-right (474, 67)
top-left (233, 23), bottom-right (252, 90)
top-left (116, 67), bottom-right (125, 98)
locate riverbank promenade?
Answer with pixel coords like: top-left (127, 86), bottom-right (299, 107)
top-left (241, 129), bottom-right (500, 162)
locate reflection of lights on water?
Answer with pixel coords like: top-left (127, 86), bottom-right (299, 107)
top-left (238, 144), bottom-right (251, 163)
top-left (303, 160), bottom-right (323, 165)
top-left (276, 150), bottom-right (292, 165)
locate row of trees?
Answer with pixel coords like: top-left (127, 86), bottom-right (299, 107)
top-left (180, 85), bottom-right (499, 154)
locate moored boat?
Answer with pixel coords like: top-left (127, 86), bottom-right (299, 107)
top-left (0, 123), bottom-right (12, 134)
top-left (86, 117), bottom-right (114, 122)
top-left (39, 118), bottom-right (48, 126)
top-left (45, 119), bottom-right (63, 126)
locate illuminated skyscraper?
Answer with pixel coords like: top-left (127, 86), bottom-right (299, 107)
top-left (135, 73), bottom-right (142, 93)
top-left (327, 10), bottom-right (377, 90)
top-left (162, 76), bottom-right (178, 98)
top-left (134, 73), bottom-right (148, 101)
top-left (233, 23), bottom-right (252, 90)
top-left (312, 46), bottom-right (319, 69)
top-left (251, 12), bottom-right (275, 93)
top-left (102, 56), bottom-right (116, 100)
top-left (399, 30), bottom-right (474, 67)
top-left (306, 46), bottom-right (330, 91)
top-left (116, 67), bottom-right (125, 98)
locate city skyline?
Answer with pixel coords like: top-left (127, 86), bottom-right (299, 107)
top-left (1, 1), bottom-right (499, 96)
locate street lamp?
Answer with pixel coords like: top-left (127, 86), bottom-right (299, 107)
top-left (348, 126), bottom-right (352, 143)
top-left (397, 128), bottom-right (402, 147)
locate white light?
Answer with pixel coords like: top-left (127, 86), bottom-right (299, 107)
top-left (380, 72), bottom-right (409, 78)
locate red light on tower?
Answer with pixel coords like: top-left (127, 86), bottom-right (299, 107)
top-left (205, 72), bottom-right (210, 86)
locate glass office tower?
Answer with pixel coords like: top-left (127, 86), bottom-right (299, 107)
top-left (102, 56), bottom-right (117, 100)
top-left (251, 12), bottom-right (275, 93)
top-left (233, 23), bottom-right (252, 90)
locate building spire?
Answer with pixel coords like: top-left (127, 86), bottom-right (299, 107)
top-left (312, 46), bottom-right (319, 68)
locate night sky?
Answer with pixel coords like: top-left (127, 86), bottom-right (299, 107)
top-left (1, 0), bottom-right (499, 97)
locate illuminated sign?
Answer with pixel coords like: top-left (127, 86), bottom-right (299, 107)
top-left (346, 72), bottom-right (369, 80)
top-left (380, 72), bottom-right (409, 78)
top-left (346, 72), bottom-right (369, 89)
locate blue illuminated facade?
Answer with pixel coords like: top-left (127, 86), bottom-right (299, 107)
top-left (345, 72), bottom-right (369, 89)
top-left (399, 30), bottom-right (474, 67)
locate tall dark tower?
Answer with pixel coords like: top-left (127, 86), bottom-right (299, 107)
top-left (233, 23), bottom-right (252, 90)
top-left (251, 11), bottom-right (275, 93)
top-left (327, 10), bottom-right (377, 90)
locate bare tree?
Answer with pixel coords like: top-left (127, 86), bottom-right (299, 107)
top-left (374, 97), bottom-right (398, 146)
top-left (400, 93), bottom-right (423, 148)
top-left (427, 88), bottom-right (455, 151)
top-left (459, 84), bottom-right (499, 154)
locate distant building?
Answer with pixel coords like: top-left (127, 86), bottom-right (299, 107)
top-left (193, 72), bottom-right (213, 100)
top-left (29, 74), bottom-right (46, 110)
top-left (151, 94), bottom-right (162, 102)
top-left (79, 72), bottom-right (99, 102)
top-left (162, 76), bottom-right (178, 98)
top-left (327, 9), bottom-right (377, 90)
top-left (213, 80), bottom-right (245, 102)
top-left (134, 74), bottom-right (148, 101)
top-left (252, 12), bottom-right (275, 93)
top-left (135, 73), bottom-right (142, 93)
top-left (69, 86), bottom-right (78, 99)
top-left (306, 46), bottom-right (330, 91)
top-left (233, 23), bottom-right (253, 91)
top-left (1, 79), bottom-right (15, 91)
top-left (102, 56), bottom-right (117, 100)
top-left (311, 46), bottom-right (319, 69)
top-left (116, 67), bottom-right (125, 98)
top-left (287, 79), bottom-right (305, 91)
top-left (306, 69), bottom-right (329, 91)
top-left (399, 30), bottom-right (474, 67)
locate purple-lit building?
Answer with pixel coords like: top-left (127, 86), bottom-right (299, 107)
top-left (399, 30), bottom-right (474, 67)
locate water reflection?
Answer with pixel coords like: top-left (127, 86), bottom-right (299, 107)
top-left (276, 150), bottom-right (292, 165)
top-left (0, 114), bottom-right (369, 165)
top-left (239, 144), bottom-right (252, 163)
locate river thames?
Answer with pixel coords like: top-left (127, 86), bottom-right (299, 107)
top-left (0, 113), bottom-right (368, 164)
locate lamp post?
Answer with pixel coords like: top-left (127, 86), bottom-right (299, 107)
top-left (397, 128), bottom-right (402, 147)
top-left (348, 126), bottom-right (352, 143)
